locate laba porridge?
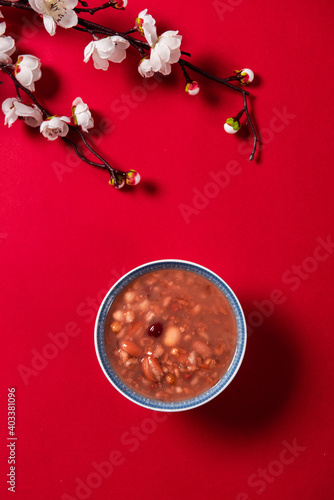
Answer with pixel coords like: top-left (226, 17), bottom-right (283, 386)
top-left (105, 269), bottom-right (237, 402)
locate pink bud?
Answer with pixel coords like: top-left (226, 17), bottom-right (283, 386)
top-left (125, 170), bottom-right (141, 186)
top-left (235, 68), bottom-right (254, 84)
top-left (185, 81), bottom-right (200, 96)
top-left (113, 0), bottom-right (127, 9)
top-left (109, 175), bottom-right (125, 189)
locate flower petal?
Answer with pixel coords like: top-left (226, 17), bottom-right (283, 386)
top-left (144, 24), bottom-right (158, 47)
top-left (58, 9), bottom-right (78, 29)
top-left (138, 8), bottom-right (148, 17)
top-left (13, 101), bottom-right (35, 116)
top-left (83, 41), bottom-right (94, 63)
top-left (161, 30), bottom-right (180, 38)
top-left (159, 62), bottom-right (172, 76)
top-left (160, 31), bottom-right (182, 49)
top-left (66, 0), bottom-right (79, 9)
top-left (0, 53), bottom-right (12, 64)
top-left (43, 15), bottom-right (56, 36)
top-left (75, 103), bottom-right (88, 113)
top-left (111, 35), bottom-right (130, 48)
top-left (16, 66), bottom-right (34, 87)
top-left (93, 53), bottom-right (109, 70)
top-left (59, 115), bottom-right (71, 123)
top-left (5, 109), bottom-right (18, 127)
top-left (28, 0), bottom-right (43, 15)
top-left (108, 48), bottom-right (126, 63)
top-left (154, 42), bottom-right (170, 63)
top-left (96, 37), bottom-right (114, 57)
top-left (58, 122), bottom-right (69, 136)
top-left (168, 48), bottom-right (181, 64)
top-left (24, 114), bottom-right (43, 128)
top-left (72, 97), bottom-right (83, 107)
top-left (150, 49), bottom-right (162, 72)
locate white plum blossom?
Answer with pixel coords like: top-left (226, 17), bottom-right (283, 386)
top-left (0, 34), bottom-right (16, 65)
top-left (136, 10), bottom-right (182, 78)
top-left (136, 9), bottom-right (157, 47)
top-left (40, 115), bottom-right (70, 140)
top-left (15, 55), bottom-right (42, 92)
top-left (72, 97), bottom-right (94, 133)
top-left (28, 0), bottom-right (78, 36)
top-left (2, 98), bottom-right (18, 127)
top-left (2, 98), bottom-right (43, 128)
top-left (84, 36), bottom-right (130, 71)
top-left (0, 35), bottom-right (15, 56)
top-left (150, 31), bottom-right (182, 76)
top-left (138, 57), bottom-right (154, 78)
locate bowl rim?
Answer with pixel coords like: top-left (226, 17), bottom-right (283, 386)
top-left (94, 259), bottom-right (247, 412)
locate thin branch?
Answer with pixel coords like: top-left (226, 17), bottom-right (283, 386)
top-left (74, 0), bottom-right (116, 15)
top-left (179, 59), bottom-right (249, 96)
top-left (0, 63), bottom-right (50, 116)
top-left (242, 93), bottom-right (258, 161)
top-left (61, 136), bottom-right (107, 169)
top-left (179, 60), bottom-right (191, 83)
top-left (0, 0), bottom-right (31, 11)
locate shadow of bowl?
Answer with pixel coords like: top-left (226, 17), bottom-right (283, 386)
top-left (189, 308), bottom-right (300, 435)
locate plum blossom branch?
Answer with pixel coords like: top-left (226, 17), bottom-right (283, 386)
top-left (0, 1), bottom-right (259, 192)
top-left (77, 8), bottom-right (258, 159)
top-left (0, 61), bottom-right (139, 187)
top-left (179, 59), bottom-right (249, 95)
top-left (74, 0), bottom-right (124, 15)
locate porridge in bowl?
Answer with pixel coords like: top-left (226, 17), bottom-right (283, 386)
top-left (104, 268), bottom-right (237, 402)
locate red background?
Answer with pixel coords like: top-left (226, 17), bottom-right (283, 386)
top-left (1, 0), bottom-right (334, 499)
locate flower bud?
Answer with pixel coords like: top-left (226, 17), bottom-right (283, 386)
top-left (15, 54), bottom-right (42, 92)
top-left (109, 175), bottom-right (125, 189)
top-left (224, 117), bottom-right (240, 134)
top-left (136, 13), bottom-right (146, 35)
top-left (113, 0), bottom-right (127, 9)
top-left (125, 170), bottom-right (141, 186)
top-left (235, 68), bottom-right (254, 85)
top-left (185, 81), bottom-right (200, 96)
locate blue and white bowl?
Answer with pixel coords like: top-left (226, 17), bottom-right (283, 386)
top-left (95, 260), bottom-right (247, 412)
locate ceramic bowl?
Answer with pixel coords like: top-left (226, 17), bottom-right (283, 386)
top-left (95, 260), bottom-right (246, 411)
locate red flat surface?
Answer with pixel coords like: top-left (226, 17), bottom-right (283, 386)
top-left (1, 1), bottom-right (334, 499)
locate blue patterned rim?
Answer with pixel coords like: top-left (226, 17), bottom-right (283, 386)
top-left (94, 260), bottom-right (247, 411)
